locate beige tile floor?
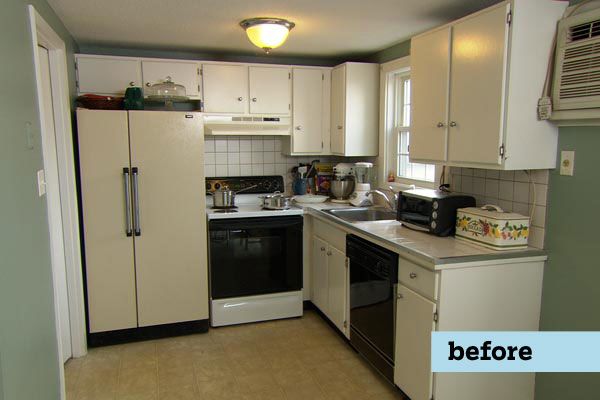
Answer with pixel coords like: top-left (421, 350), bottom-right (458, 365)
top-left (65, 310), bottom-right (406, 400)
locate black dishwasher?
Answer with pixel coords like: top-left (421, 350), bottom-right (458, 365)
top-left (347, 234), bottom-right (398, 383)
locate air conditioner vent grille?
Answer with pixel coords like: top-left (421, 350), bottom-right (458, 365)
top-left (559, 84), bottom-right (600, 99)
top-left (568, 20), bottom-right (600, 42)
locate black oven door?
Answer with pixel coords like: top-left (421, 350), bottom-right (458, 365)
top-left (209, 216), bottom-right (303, 299)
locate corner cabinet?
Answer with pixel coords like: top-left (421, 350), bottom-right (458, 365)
top-left (282, 67), bottom-right (331, 155)
top-left (409, 0), bottom-right (567, 170)
top-left (330, 62), bottom-right (379, 156)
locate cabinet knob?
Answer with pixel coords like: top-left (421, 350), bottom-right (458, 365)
top-left (337, 125), bottom-right (343, 130)
top-left (237, 97), bottom-right (243, 102)
top-left (145, 82), bottom-right (151, 87)
top-left (295, 126), bottom-right (302, 131)
top-left (252, 97), bottom-right (257, 102)
top-left (320, 247), bottom-right (326, 251)
top-left (397, 293), bottom-right (404, 299)
top-left (327, 251), bottom-right (332, 256)
top-left (129, 81), bottom-right (135, 87)
top-left (437, 122), bottom-right (445, 128)
top-left (409, 272), bottom-right (418, 279)
top-left (449, 121), bottom-right (457, 127)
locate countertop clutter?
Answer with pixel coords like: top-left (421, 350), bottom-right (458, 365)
top-left (302, 202), bottom-right (546, 267)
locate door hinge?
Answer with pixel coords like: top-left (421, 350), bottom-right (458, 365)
top-left (321, 141), bottom-right (324, 149)
top-left (322, 73), bottom-right (324, 81)
top-left (506, 10), bottom-right (512, 26)
top-left (433, 312), bottom-right (439, 322)
top-left (74, 60), bottom-right (78, 70)
top-left (288, 72), bottom-right (291, 79)
top-left (345, 258), bottom-right (349, 268)
top-left (199, 67), bottom-right (203, 76)
top-left (75, 79), bottom-right (79, 89)
top-left (499, 144), bottom-right (505, 157)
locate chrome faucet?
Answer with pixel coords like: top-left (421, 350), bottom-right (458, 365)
top-left (366, 187), bottom-right (398, 211)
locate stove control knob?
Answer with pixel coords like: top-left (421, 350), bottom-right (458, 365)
top-left (214, 183), bottom-right (221, 190)
top-left (431, 221), bottom-right (437, 229)
top-left (432, 211), bottom-right (438, 219)
top-left (433, 201), bottom-right (439, 210)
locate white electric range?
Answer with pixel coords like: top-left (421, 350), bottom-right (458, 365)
top-left (205, 176), bottom-right (304, 327)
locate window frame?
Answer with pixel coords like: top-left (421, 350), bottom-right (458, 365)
top-left (379, 57), bottom-right (442, 189)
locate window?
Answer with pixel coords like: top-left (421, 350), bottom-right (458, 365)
top-left (392, 71), bottom-right (436, 183)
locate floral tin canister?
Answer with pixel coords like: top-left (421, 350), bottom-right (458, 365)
top-left (455, 205), bottom-right (530, 250)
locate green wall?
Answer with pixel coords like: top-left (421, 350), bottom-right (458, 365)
top-left (535, 127), bottom-right (600, 399)
top-left (0, 0), bottom-right (78, 399)
top-left (362, 39), bottom-right (411, 63)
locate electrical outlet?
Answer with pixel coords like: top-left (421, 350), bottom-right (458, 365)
top-left (37, 169), bottom-right (46, 196)
top-left (560, 151), bottom-right (575, 176)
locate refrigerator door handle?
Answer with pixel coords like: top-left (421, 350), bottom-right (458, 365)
top-left (132, 167), bottom-right (141, 236)
top-left (123, 167), bottom-right (132, 237)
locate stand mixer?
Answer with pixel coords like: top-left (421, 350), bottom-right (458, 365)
top-left (330, 163), bottom-right (355, 203)
top-left (349, 162), bottom-right (374, 207)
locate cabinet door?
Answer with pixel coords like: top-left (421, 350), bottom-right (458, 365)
top-left (410, 27), bottom-right (451, 162)
top-left (327, 245), bottom-right (347, 334)
top-left (142, 60), bottom-right (201, 97)
top-left (128, 111), bottom-right (208, 327)
top-left (292, 68), bottom-right (324, 153)
top-left (202, 64), bottom-right (248, 113)
top-left (448, 4), bottom-right (510, 165)
top-left (76, 110), bottom-right (138, 333)
top-left (76, 57), bottom-right (142, 95)
top-left (330, 65), bottom-right (346, 154)
top-left (394, 285), bottom-right (436, 400)
top-left (312, 236), bottom-right (329, 314)
top-left (249, 66), bottom-right (291, 115)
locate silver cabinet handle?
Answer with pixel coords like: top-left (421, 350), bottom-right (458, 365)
top-left (409, 272), bottom-right (417, 279)
top-left (295, 126), bottom-right (302, 131)
top-left (449, 121), bottom-right (457, 127)
top-left (437, 122), bottom-right (445, 128)
top-left (252, 97), bottom-right (257, 102)
top-left (123, 167), bottom-right (132, 237)
top-left (327, 251), bottom-right (332, 256)
top-left (129, 81), bottom-right (135, 87)
top-left (237, 97), bottom-right (243, 102)
top-left (132, 167), bottom-right (141, 236)
top-left (320, 247), bottom-right (326, 251)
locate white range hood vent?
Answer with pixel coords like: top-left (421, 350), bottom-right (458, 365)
top-left (203, 115), bottom-right (291, 136)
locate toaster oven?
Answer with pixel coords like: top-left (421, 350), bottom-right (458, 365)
top-left (397, 189), bottom-right (476, 236)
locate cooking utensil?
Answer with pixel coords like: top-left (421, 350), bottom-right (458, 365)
top-left (211, 184), bottom-right (257, 208)
top-left (260, 192), bottom-right (293, 210)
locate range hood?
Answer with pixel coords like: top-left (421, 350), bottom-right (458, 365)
top-left (203, 115), bottom-right (291, 136)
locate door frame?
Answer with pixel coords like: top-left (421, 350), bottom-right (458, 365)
top-left (28, 1), bottom-right (87, 390)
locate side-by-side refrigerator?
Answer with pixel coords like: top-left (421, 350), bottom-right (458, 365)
top-left (76, 109), bottom-right (208, 343)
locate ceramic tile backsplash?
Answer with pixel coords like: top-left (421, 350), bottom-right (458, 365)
top-left (204, 135), bottom-right (377, 194)
top-left (449, 167), bottom-right (549, 249)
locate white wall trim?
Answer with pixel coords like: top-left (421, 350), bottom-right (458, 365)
top-left (29, 6), bottom-right (87, 398)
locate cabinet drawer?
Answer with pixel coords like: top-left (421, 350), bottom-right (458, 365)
top-left (313, 218), bottom-right (346, 252)
top-left (398, 259), bottom-right (437, 300)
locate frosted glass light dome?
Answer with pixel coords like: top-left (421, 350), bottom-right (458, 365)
top-left (240, 18), bottom-right (295, 53)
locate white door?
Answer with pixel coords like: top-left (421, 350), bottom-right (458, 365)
top-left (410, 27), bottom-right (451, 162)
top-left (142, 60), bottom-right (201, 97)
top-left (311, 236), bottom-right (329, 313)
top-left (292, 68), bottom-right (324, 153)
top-left (202, 64), bottom-right (248, 113)
top-left (128, 112), bottom-right (209, 327)
top-left (327, 245), bottom-right (347, 334)
top-left (37, 46), bottom-right (71, 362)
top-left (394, 284), bottom-right (436, 400)
top-left (249, 66), bottom-right (291, 115)
top-left (76, 57), bottom-right (142, 95)
top-left (447, 4), bottom-right (510, 165)
top-left (330, 66), bottom-right (346, 154)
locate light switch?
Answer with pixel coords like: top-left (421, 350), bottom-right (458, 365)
top-left (37, 169), bottom-right (46, 196)
top-left (560, 151), bottom-right (575, 176)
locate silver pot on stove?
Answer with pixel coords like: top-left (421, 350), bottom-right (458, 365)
top-left (260, 192), bottom-right (293, 210)
top-left (211, 184), bottom-right (257, 208)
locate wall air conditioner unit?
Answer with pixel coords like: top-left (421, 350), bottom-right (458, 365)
top-left (552, 6), bottom-right (600, 125)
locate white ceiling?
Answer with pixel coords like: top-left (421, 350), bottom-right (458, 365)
top-left (48, 0), bottom-right (500, 57)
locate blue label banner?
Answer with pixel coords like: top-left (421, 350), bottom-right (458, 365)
top-left (431, 332), bottom-right (600, 372)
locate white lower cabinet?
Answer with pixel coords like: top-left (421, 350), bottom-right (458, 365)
top-left (311, 236), bottom-right (329, 313)
top-left (394, 284), bottom-right (436, 400)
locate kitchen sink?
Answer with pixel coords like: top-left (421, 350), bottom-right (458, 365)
top-left (324, 207), bottom-right (397, 223)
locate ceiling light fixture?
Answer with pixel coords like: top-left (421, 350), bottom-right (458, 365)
top-left (239, 17), bottom-right (295, 54)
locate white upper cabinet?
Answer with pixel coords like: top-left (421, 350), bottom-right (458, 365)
top-left (202, 64), bottom-right (248, 113)
top-left (409, 0), bottom-right (567, 170)
top-left (248, 66), bottom-right (291, 115)
top-left (330, 62), bottom-right (379, 156)
top-left (283, 67), bottom-right (330, 155)
top-left (76, 56), bottom-right (142, 95)
top-left (142, 60), bottom-right (201, 98)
